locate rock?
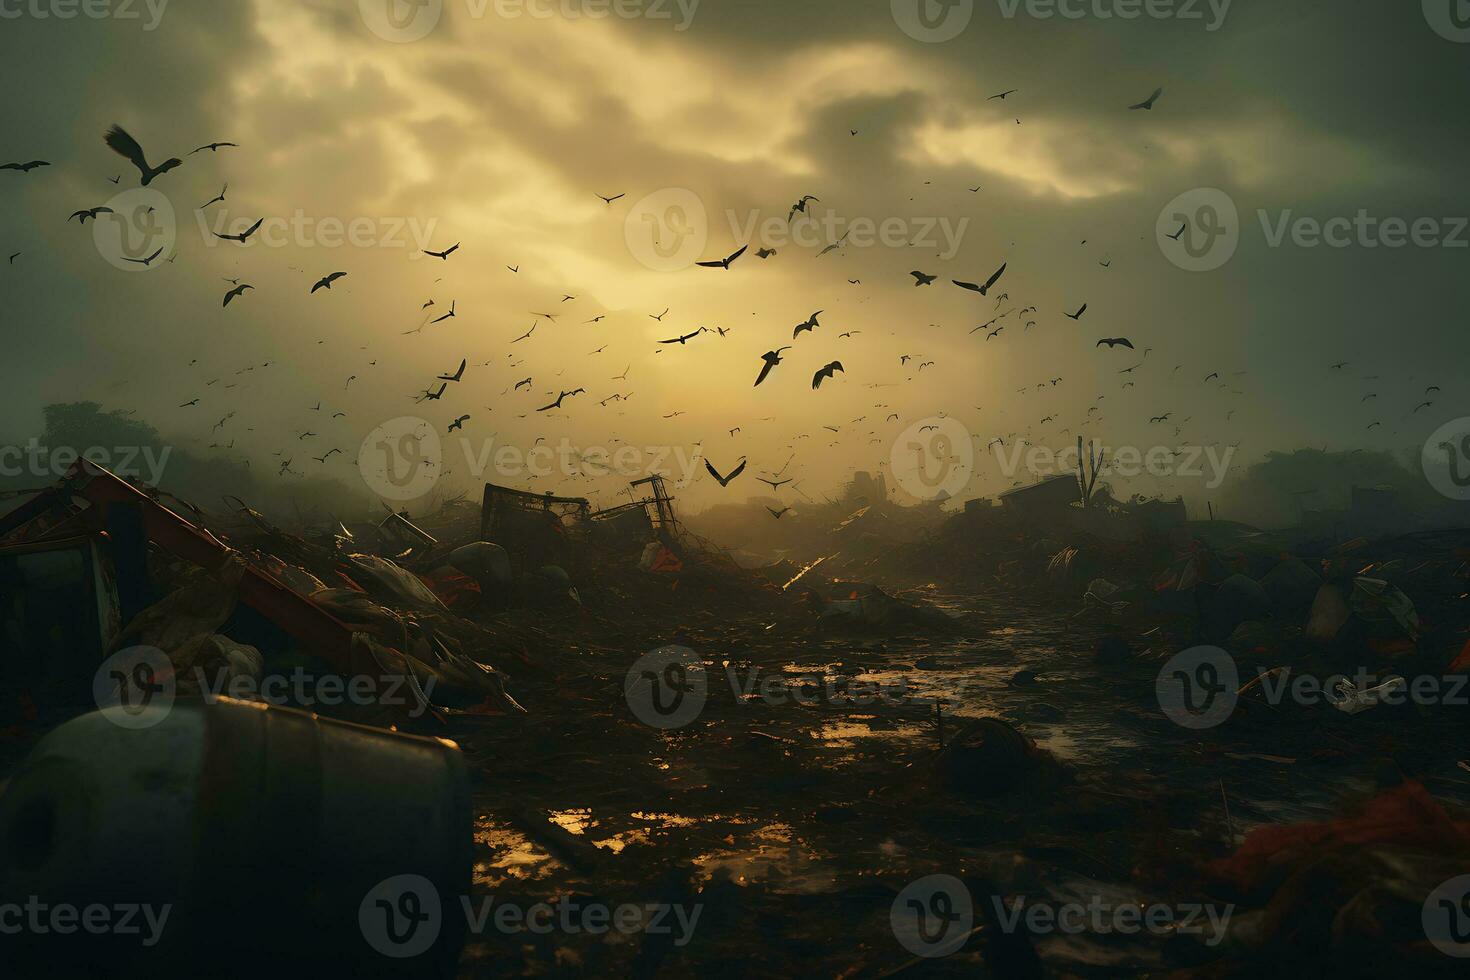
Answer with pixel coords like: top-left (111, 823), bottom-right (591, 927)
top-left (1260, 558), bottom-right (1321, 614)
top-left (936, 718), bottom-right (1036, 797)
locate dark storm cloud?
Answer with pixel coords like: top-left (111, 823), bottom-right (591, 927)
top-left (1, 0), bottom-right (1466, 512)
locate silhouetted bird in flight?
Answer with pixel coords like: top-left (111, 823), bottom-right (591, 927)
top-left (104, 125), bottom-right (182, 185)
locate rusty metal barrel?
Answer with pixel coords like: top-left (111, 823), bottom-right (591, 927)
top-left (0, 697), bottom-right (471, 977)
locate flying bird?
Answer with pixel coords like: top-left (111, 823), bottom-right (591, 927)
top-left (988, 89), bottom-right (1018, 100)
top-left (1097, 338), bottom-right (1135, 349)
top-left (660, 329), bottom-right (706, 345)
top-left (597, 192), bottom-right (626, 204)
top-left (1129, 87), bottom-right (1164, 110)
top-left (910, 271), bottom-right (937, 286)
top-left (816, 232), bottom-right (849, 257)
top-left (538, 389), bottom-right (586, 412)
top-left (812, 361), bottom-right (844, 389)
top-left (104, 124), bottom-right (182, 185)
top-left (68, 207), bottom-right (114, 224)
top-left (213, 218), bottom-right (264, 243)
top-left (788, 195), bottom-right (819, 221)
top-left (793, 311), bottom-right (823, 338)
top-left (431, 300), bottom-right (457, 324)
top-left (1, 160), bottom-right (50, 173)
top-left (311, 271), bottom-right (347, 293)
top-left (198, 183), bottom-right (228, 209)
top-left (754, 347), bottom-right (791, 387)
top-left (122, 247), bottom-right (164, 267)
top-left (438, 358), bottom-right (467, 382)
top-left (697, 244), bottom-right (748, 270)
top-left (222, 283), bottom-right (253, 307)
top-left (953, 262), bottom-right (1007, 296)
top-left (189, 141), bottom-right (238, 154)
top-left (705, 458), bottom-right (747, 487)
top-left (423, 242), bottom-right (460, 260)
top-left (1064, 303), bottom-right (1088, 320)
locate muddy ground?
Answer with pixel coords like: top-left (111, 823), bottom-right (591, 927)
top-left (438, 567), bottom-right (1470, 978)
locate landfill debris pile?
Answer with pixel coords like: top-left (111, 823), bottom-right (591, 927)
top-left (2, 461), bottom-right (1469, 976)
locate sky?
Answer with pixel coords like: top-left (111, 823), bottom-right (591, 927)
top-left (2, 0), bottom-right (1467, 515)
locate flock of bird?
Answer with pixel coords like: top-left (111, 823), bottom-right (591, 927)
top-left (2, 87), bottom-right (1441, 509)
